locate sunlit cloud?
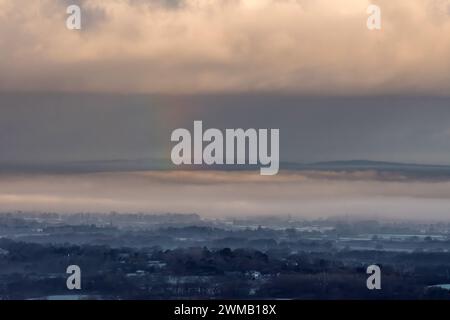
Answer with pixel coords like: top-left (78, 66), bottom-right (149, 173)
top-left (0, 0), bottom-right (449, 94)
top-left (2, 170), bottom-right (450, 220)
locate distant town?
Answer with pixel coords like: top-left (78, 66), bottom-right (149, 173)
top-left (1, 212), bottom-right (450, 300)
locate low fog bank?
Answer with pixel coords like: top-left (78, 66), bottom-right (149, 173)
top-left (1, 170), bottom-right (450, 221)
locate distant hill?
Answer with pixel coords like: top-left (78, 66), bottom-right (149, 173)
top-left (285, 160), bottom-right (450, 170)
top-left (282, 160), bottom-right (450, 180)
top-left (3, 159), bottom-right (450, 180)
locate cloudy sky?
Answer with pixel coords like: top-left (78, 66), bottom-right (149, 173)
top-left (1, 1), bottom-right (450, 219)
top-left (0, 0), bottom-right (449, 94)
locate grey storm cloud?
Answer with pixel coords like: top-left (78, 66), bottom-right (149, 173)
top-left (1, 93), bottom-right (450, 166)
